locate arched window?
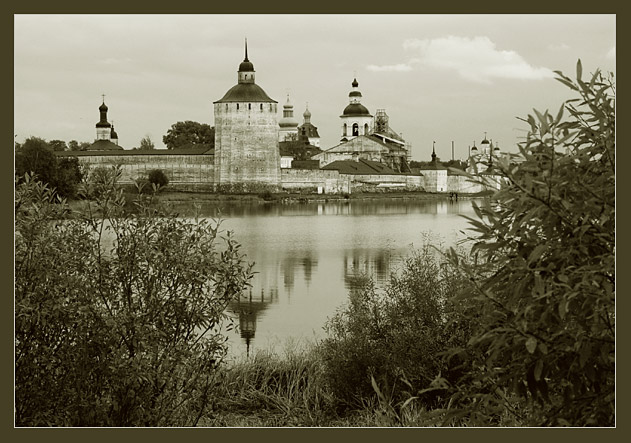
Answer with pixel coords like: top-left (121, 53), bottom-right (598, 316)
top-left (237, 103), bottom-right (239, 110)
top-left (248, 103), bottom-right (251, 110)
top-left (260, 104), bottom-right (263, 111)
top-left (364, 123), bottom-right (369, 134)
top-left (343, 123), bottom-right (347, 136)
top-left (269, 104), bottom-right (273, 111)
top-left (352, 123), bottom-right (359, 136)
top-left (225, 104), bottom-right (228, 111)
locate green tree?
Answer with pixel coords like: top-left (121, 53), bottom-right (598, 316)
top-left (139, 135), bottom-right (155, 150)
top-left (15, 168), bottom-right (253, 426)
top-left (15, 137), bottom-right (83, 199)
top-left (49, 139), bottom-right (68, 151)
top-left (442, 61), bottom-right (615, 426)
top-left (68, 140), bottom-right (91, 151)
top-left (163, 121), bottom-right (215, 150)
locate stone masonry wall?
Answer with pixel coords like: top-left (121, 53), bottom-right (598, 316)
top-left (214, 102), bottom-right (280, 188)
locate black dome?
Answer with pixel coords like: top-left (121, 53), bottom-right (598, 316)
top-left (99, 102), bottom-right (108, 112)
top-left (351, 78), bottom-right (359, 88)
top-left (215, 83), bottom-right (276, 103)
top-left (349, 91), bottom-right (362, 98)
top-left (342, 103), bottom-right (371, 116)
top-left (239, 60), bottom-right (254, 72)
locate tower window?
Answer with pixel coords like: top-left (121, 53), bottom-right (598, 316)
top-left (343, 123), bottom-right (347, 136)
top-left (269, 104), bottom-right (272, 111)
top-left (225, 104), bottom-right (228, 111)
top-left (260, 104), bottom-right (263, 111)
top-left (352, 123), bottom-right (359, 136)
top-left (237, 103), bottom-right (240, 110)
top-left (248, 103), bottom-right (251, 110)
top-left (364, 123), bottom-right (369, 134)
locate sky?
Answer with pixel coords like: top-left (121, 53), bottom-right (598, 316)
top-left (14, 14), bottom-right (615, 161)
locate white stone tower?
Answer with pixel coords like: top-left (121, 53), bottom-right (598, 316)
top-left (95, 97), bottom-right (112, 141)
top-left (340, 78), bottom-right (373, 141)
top-left (213, 40), bottom-right (280, 190)
top-left (278, 94), bottom-right (299, 142)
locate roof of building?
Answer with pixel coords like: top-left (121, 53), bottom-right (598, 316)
top-left (55, 146), bottom-right (214, 157)
top-left (322, 158), bottom-right (399, 175)
top-left (342, 103), bottom-right (371, 117)
top-left (291, 160), bottom-right (321, 170)
top-left (85, 140), bottom-right (124, 151)
top-left (418, 160), bottom-right (448, 171)
top-left (298, 122), bottom-right (320, 138)
top-left (215, 83), bottom-right (276, 103)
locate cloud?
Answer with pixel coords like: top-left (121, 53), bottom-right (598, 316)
top-left (548, 43), bottom-right (570, 51)
top-left (606, 46), bottom-right (615, 59)
top-left (401, 36), bottom-right (554, 83)
top-left (366, 63), bottom-right (414, 72)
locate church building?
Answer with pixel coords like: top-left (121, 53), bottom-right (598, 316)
top-left (213, 40), bottom-right (280, 190)
top-left (340, 78), bottom-right (373, 141)
top-left (86, 98), bottom-right (123, 150)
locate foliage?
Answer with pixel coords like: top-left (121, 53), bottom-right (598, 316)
top-left (318, 240), bottom-right (473, 413)
top-left (49, 139), bottom-right (68, 151)
top-left (139, 135), bottom-right (155, 150)
top-left (15, 137), bottom-right (84, 199)
top-left (15, 168), bottom-right (253, 426)
top-left (441, 61), bottom-right (615, 426)
top-left (148, 169), bottom-right (169, 188)
top-left (163, 121), bottom-right (215, 150)
top-left (68, 140), bottom-right (91, 151)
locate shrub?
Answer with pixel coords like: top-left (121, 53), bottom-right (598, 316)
top-left (15, 169), bottom-right (253, 426)
top-left (148, 169), bottom-right (169, 188)
top-left (442, 61), bottom-right (615, 426)
top-left (318, 239), bottom-right (473, 412)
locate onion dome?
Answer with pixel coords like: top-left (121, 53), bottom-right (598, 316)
top-left (96, 100), bottom-right (111, 128)
top-left (303, 106), bottom-right (311, 119)
top-left (352, 78), bottom-right (359, 88)
top-left (342, 103), bottom-right (371, 116)
top-left (349, 90), bottom-right (362, 98)
top-left (481, 132), bottom-right (490, 145)
top-left (110, 125), bottom-right (119, 140)
top-left (471, 143), bottom-right (478, 152)
top-left (279, 95), bottom-right (299, 128)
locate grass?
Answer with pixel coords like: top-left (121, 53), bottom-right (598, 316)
top-left (199, 342), bottom-right (452, 427)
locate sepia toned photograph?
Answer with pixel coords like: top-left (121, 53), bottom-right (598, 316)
top-left (14, 14), bottom-right (615, 427)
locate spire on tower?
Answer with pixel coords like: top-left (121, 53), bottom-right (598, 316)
top-left (244, 38), bottom-right (249, 61)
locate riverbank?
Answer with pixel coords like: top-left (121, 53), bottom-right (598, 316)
top-left (148, 188), bottom-right (490, 205)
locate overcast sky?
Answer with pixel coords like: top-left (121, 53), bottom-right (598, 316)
top-left (14, 14), bottom-right (615, 161)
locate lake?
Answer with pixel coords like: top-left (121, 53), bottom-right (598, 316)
top-left (177, 197), bottom-right (482, 358)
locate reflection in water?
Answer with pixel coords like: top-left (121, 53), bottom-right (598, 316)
top-left (200, 198), bottom-right (483, 356)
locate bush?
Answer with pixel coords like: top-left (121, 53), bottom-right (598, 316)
top-left (318, 239), bottom-right (473, 412)
top-left (15, 169), bottom-right (253, 426)
top-left (442, 61), bottom-right (615, 426)
top-left (148, 169), bottom-right (169, 188)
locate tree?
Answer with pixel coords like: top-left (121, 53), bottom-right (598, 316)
top-left (68, 140), bottom-right (91, 151)
top-left (442, 61), bottom-right (615, 426)
top-left (15, 137), bottom-right (58, 187)
top-left (163, 121), bottom-right (215, 150)
top-left (15, 137), bottom-right (83, 199)
top-left (15, 168), bottom-right (253, 426)
top-left (139, 135), bottom-right (155, 150)
top-left (49, 139), bottom-right (68, 151)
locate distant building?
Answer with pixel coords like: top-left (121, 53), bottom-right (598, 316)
top-left (418, 144), bottom-right (448, 192)
top-left (86, 99), bottom-right (123, 150)
top-left (340, 78), bottom-right (373, 141)
top-left (297, 104), bottom-right (320, 147)
top-left (213, 40), bottom-right (280, 190)
top-left (278, 94), bottom-right (299, 142)
top-left (467, 132), bottom-right (507, 174)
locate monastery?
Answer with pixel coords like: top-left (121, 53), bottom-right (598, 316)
top-left (56, 42), bottom-right (501, 195)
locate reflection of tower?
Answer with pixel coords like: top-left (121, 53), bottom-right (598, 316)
top-left (301, 254), bottom-right (317, 287)
top-left (229, 287), bottom-right (274, 357)
top-left (343, 249), bottom-right (393, 288)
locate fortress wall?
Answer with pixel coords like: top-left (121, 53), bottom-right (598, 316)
top-left (281, 168), bottom-right (350, 194)
top-left (72, 154), bottom-right (216, 191)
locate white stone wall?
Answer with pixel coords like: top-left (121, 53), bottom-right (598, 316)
top-left (214, 101), bottom-right (280, 188)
